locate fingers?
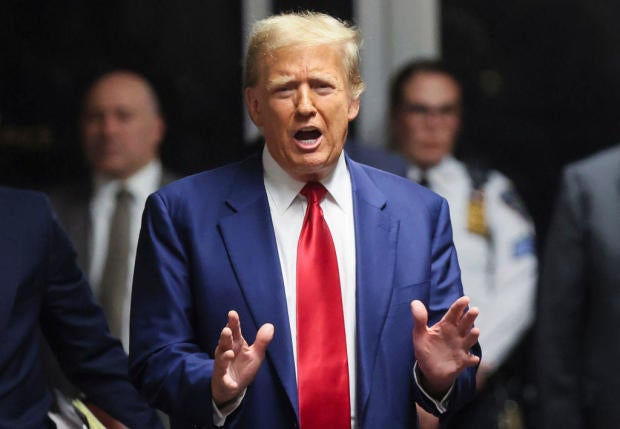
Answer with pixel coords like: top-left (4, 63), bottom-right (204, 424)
top-left (463, 326), bottom-right (480, 351)
top-left (457, 306), bottom-right (479, 337)
top-left (216, 326), bottom-right (234, 356)
top-left (443, 296), bottom-right (470, 325)
top-left (219, 312), bottom-right (275, 358)
top-left (213, 326), bottom-right (235, 380)
top-left (252, 323), bottom-right (275, 356)
top-left (227, 310), bottom-right (243, 343)
top-left (411, 300), bottom-right (429, 337)
top-left (465, 349), bottom-right (481, 367)
top-left (460, 325), bottom-right (480, 368)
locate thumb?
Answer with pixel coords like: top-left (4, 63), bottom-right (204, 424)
top-left (252, 323), bottom-right (275, 356)
top-left (411, 300), bottom-right (428, 337)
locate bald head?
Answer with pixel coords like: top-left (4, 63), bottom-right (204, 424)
top-left (81, 71), bottom-right (165, 180)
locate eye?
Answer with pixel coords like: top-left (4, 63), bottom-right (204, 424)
top-left (402, 103), bottom-right (430, 115)
top-left (116, 109), bottom-right (134, 123)
top-left (313, 81), bottom-right (335, 95)
top-left (272, 84), bottom-right (295, 98)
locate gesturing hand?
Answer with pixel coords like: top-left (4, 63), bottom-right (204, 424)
top-left (411, 296), bottom-right (480, 397)
top-left (211, 310), bottom-right (274, 406)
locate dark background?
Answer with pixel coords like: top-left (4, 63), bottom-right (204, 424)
top-left (1, 0), bottom-right (618, 248)
top-left (0, 1), bottom-right (245, 187)
top-left (0, 0), bottom-right (352, 190)
top-left (2, 1), bottom-right (617, 426)
top-left (443, 0), bottom-right (620, 241)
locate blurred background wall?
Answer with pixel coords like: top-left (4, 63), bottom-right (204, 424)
top-left (1, 0), bottom-right (619, 243)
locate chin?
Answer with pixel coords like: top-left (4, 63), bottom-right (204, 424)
top-left (291, 163), bottom-right (330, 182)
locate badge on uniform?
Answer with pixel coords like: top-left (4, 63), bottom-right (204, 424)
top-left (467, 189), bottom-right (489, 237)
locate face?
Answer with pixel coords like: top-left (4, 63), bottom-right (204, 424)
top-left (81, 73), bottom-right (165, 179)
top-left (245, 44), bottom-right (360, 182)
top-left (392, 72), bottom-right (461, 169)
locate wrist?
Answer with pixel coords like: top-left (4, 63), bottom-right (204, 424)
top-left (415, 364), bottom-right (454, 399)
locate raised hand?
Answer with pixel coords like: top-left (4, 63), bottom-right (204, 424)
top-left (211, 310), bottom-right (274, 406)
top-left (411, 296), bottom-right (480, 397)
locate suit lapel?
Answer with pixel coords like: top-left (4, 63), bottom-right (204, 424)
top-left (348, 159), bottom-right (399, 419)
top-left (217, 156), bottom-right (299, 418)
top-left (49, 183), bottom-right (92, 273)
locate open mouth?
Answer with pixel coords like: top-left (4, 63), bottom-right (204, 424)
top-left (294, 128), bottom-right (322, 143)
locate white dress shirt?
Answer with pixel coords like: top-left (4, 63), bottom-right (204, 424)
top-left (89, 160), bottom-right (163, 351)
top-left (263, 147), bottom-right (358, 425)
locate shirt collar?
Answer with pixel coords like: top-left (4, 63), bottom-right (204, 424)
top-left (262, 146), bottom-right (351, 215)
top-left (406, 155), bottom-right (459, 184)
top-left (93, 159), bottom-right (162, 201)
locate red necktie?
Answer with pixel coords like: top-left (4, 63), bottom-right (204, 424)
top-left (297, 182), bottom-right (350, 429)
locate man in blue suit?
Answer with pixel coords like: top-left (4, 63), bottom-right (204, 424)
top-left (130, 11), bottom-right (481, 429)
top-left (0, 187), bottom-right (162, 428)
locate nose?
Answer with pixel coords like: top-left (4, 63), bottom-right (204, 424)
top-left (101, 115), bottom-right (120, 137)
top-left (425, 111), bottom-right (443, 127)
top-left (295, 86), bottom-right (316, 117)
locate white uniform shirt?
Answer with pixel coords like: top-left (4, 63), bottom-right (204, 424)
top-left (408, 156), bottom-right (537, 371)
top-left (89, 160), bottom-right (163, 351)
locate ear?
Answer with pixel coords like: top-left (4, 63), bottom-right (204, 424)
top-left (347, 97), bottom-right (360, 121)
top-left (155, 115), bottom-right (166, 143)
top-left (245, 87), bottom-right (263, 127)
top-left (150, 115), bottom-right (166, 150)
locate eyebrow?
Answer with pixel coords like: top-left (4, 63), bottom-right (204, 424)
top-left (266, 72), bottom-right (340, 91)
top-left (266, 75), bottom-right (295, 91)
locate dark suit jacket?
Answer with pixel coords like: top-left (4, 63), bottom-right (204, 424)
top-left (0, 187), bottom-right (162, 429)
top-left (129, 154), bottom-right (479, 428)
top-left (537, 145), bottom-right (620, 428)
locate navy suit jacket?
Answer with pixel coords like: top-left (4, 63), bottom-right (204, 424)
top-left (130, 154), bottom-right (478, 428)
top-left (0, 187), bottom-right (162, 429)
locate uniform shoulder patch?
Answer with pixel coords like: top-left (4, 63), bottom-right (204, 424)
top-left (500, 187), bottom-right (530, 220)
top-left (514, 235), bottom-right (536, 257)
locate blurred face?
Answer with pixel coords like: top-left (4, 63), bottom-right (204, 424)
top-left (81, 72), bottom-right (164, 179)
top-left (392, 72), bottom-right (461, 169)
top-left (245, 44), bottom-right (360, 182)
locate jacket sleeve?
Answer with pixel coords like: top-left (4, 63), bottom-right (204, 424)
top-left (130, 192), bottom-right (217, 426)
top-left (40, 197), bottom-right (163, 429)
top-left (413, 198), bottom-right (481, 419)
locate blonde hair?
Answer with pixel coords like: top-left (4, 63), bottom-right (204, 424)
top-left (244, 11), bottom-right (365, 99)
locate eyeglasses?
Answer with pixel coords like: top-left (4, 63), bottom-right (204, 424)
top-left (400, 102), bottom-right (460, 118)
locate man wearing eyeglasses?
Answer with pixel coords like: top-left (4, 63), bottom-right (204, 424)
top-left (388, 59), bottom-right (537, 429)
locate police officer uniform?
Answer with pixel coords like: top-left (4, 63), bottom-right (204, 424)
top-left (408, 156), bottom-right (537, 374)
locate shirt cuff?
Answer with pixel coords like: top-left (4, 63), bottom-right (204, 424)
top-left (212, 389), bottom-right (246, 427)
top-left (413, 361), bottom-right (453, 414)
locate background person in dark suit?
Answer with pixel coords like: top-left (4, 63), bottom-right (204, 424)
top-left (130, 11), bottom-right (480, 429)
top-left (46, 70), bottom-right (176, 427)
top-left (536, 144), bottom-right (620, 428)
top-left (0, 186), bottom-right (162, 429)
top-left (49, 70), bottom-right (176, 350)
